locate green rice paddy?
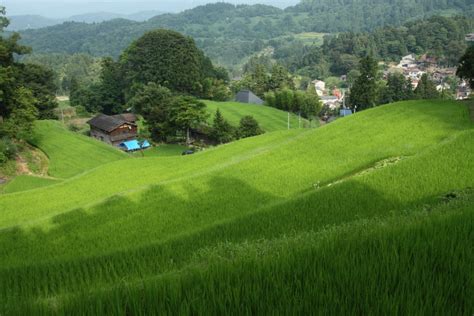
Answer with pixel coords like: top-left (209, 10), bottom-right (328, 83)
top-left (204, 100), bottom-right (312, 131)
top-left (0, 100), bottom-right (472, 314)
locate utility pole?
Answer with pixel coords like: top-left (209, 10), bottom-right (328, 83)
top-left (298, 112), bottom-right (301, 129)
top-left (287, 112), bottom-right (290, 130)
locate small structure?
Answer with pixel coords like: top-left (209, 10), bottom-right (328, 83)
top-left (119, 140), bottom-right (151, 152)
top-left (312, 80), bottom-right (326, 96)
top-left (87, 113), bottom-right (138, 146)
top-left (235, 90), bottom-right (264, 105)
top-left (340, 108), bottom-right (352, 117)
top-left (320, 96), bottom-right (340, 110)
top-left (465, 33), bottom-right (474, 42)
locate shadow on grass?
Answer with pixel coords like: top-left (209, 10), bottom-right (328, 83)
top-left (0, 177), bottom-right (403, 301)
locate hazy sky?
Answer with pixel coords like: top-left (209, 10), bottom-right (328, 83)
top-left (3, 0), bottom-right (299, 18)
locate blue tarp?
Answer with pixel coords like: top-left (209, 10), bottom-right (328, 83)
top-left (119, 140), bottom-right (151, 151)
top-left (340, 109), bottom-right (353, 117)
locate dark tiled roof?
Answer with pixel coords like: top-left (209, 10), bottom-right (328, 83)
top-left (87, 114), bottom-right (134, 132)
top-left (112, 113), bottom-right (137, 123)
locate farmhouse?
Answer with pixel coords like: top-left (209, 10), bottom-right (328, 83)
top-left (236, 90), bottom-right (264, 105)
top-left (87, 113), bottom-right (138, 146)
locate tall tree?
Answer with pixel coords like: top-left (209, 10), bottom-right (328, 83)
top-left (349, 55), bottom-right (379, 110)
top-left (414, 74), bottom-right (439, 99)
top-left (99, 57), bottom-right (126, 114)
top-left (0, 7), bottom-right (38, 142)
top-left (16, 63), bottom-right (58, 119)
top-left (170, 96), bottom-right (208, 145)
top-left (456, 46), bottom-right (474, 89)
top-left (379, 73), bottom-right (413, 104)
top-left (121, 29), bottom-right (214, 96)
top-left (211, 108), bottom-right (234, 144)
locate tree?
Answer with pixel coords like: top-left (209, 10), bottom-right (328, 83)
top-left (0, 7), bottom-right (38, 144)
top-left (268, 64), bottom-right (294, 91)
top-left (414, 74), bottom-right (439, 100)
top-left (126, 83), bottom-right (173, 141)
top-left (211, 109), bottom-right (234, 144)
top-left (379, 73), bottom-right (413, 104)
top-left (349, 55), bottom-right (379, 110)
top-left (237, 115), bottom-right (264, 139)
top-left (16, 63), bottom-right (58, 119)
top-left (456, 46), bottom-right (474, 89)
top-left (0, 87), bottom-right (38, 140)
top-left (170, 96), bottom-right (208, 145)
top-left (121, 29), bottom-right (215, 95)
top-left (99, 57), bottom-right (126, 114)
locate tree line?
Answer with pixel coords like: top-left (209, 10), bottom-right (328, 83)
top-left (0, 8), bottom-right (57, 165)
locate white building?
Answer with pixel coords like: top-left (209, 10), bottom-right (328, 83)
top-left (312, 80), bottom-right (326, 97)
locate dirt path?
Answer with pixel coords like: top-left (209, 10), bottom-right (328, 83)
top-left (15, 156), bottom-right (32, 175)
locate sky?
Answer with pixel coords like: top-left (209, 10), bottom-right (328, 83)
top-left (2, 0), bottom-right (299, 18)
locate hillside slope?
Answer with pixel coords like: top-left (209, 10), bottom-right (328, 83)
top-left (0, 100), bottom-right (472, 314)
top-left (17, 2), bottom-right (473, 66)
top-left (204, 100), bottom-right (311, 131)
top-left (31, 120), bottom-right (127, 178)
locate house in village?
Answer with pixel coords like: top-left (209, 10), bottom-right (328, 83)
top-left (235, 90), bottom-right (264, 105)
top-left (312, 80), bottom-right (326, 96)
top-left (465, 33), bottom-right (474, 42)
top-left (398, 54), bottom-right (417, 68)
top-left (87, 113), bottom-right (139, 148)
top-left (456, 83), bottom-right (471, 100)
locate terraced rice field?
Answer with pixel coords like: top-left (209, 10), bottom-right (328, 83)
top-left (0, 100), bottom-right (472, 314)
top-left (204, 100), bottom-right (312, 131)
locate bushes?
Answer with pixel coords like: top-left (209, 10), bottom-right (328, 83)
top-left (237, 115), bottom-right (264, 138)
top-left (0, 138), bottom-right (18, 164)
top-left (211, 110), bottom-right (264, 144)
top-left (265, 89), bottom-right (321, 120)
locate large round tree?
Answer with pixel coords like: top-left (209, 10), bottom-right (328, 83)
top-left (121, 29), bottom-right (208, 95)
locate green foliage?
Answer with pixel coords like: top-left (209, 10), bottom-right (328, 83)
top-left (456, 46), bottom-right (474, 89)
top-left (349, 56), bottom-right (379, 110)
top-left (128, 83), bottom-right (208, 143)
top-left (200, 78), bottom-right (231, 101)
top-left (237, 115), bottom-right (264, 138)
top-left (211, 109), bottom-right (235, 144)
top-left (17, 2), bottom-right (474, 72)
top-left (170, 96), bottom-right (209, 144)
top-left (379, 73), bottom-right (414, 104)
top-left (265, 89), bottom-right (321, 120)
top-left (121, 29), bottom-right (214, 95)
top-left (292, 0), bottom-right (473, 32)
top-left (291, 16), bottom-right (473, 79)
top-left (0, 137), bottom-right (17, 164)
top-left (16, 63), bottom-right (58, 119)
top-left (414, 74), bottom-right (440, 100)
top-left (0, 87), bottom-right (38, 140)
top-left (22, 53), bottom-right (102, 95)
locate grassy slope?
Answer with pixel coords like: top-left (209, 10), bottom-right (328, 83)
top-left (204, 100), bottom-right (312, 131)
top-left (0, 100), bottom-right (473, 314)
top-left (31, 120), bottom-right (128, 178)
top-left (1, 175), bottom-right (60, 194)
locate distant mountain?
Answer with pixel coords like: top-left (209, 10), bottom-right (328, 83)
top-left (67, 11), bottom-right (165, 23)
top-left (7, 15), bottom-right (59, 30)
top-left (7, 10), bottom-right (165, 31)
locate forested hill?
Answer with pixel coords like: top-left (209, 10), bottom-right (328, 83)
top-left (18, 1), bottom-right (474, 68)
top-left (289, 0), bottom-right (474, 32)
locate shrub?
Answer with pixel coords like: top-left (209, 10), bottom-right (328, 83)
top-left (0, 138), bottom-right (18, 164)
top-left (237, 115), bottom-right (264, 139)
